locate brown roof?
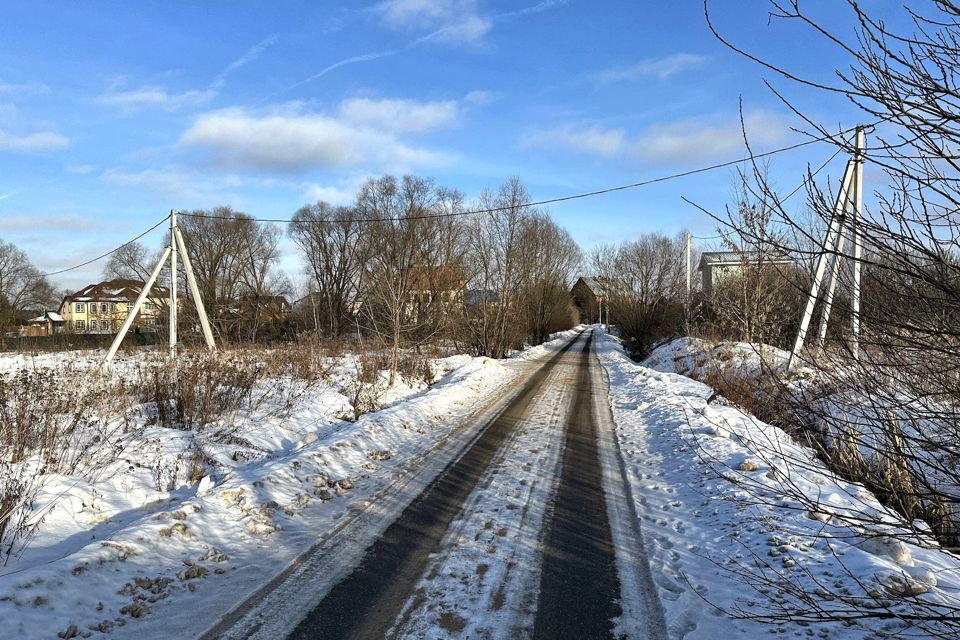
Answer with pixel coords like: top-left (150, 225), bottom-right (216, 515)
top-left (62, 278), bottom-right (170, 304)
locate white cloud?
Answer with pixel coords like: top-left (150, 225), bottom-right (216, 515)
top-left (339, 97), bottom-right (460, 133)
top-left (302, 183), bottom-right (360, 206)
top-left (597, 53), bottom-right (708, 83)
top-left (210, 34), bottom-right (278, 92)
top-left (377, 0), bottom-right (491, 44)
top-left (0, 214), bottom-right (92, 231)
top-left (498, 0), bottom-right (568, 19)
top-left (0, 81), bottom-right (50, 96)
top-left (65, 163), bottom-right (97, 175)
top-left (101, 167), bottom-right (215, 202)
top-left (0, 129), bottom-right (69, 151)
top-left (464, 90), bottom-right (497, 106)
top-left (98, 35), bottom-right (277, 112)
top-left (179, 99), bottom-right (457, 173)
top-left (636, 110), bottom-right (788, 163)
top-left (523, 110), bottom-right (790, 164)
top-left (96, 86), bottom-right (214, 111)
top-left (522, 125), bottom-right (627, 157)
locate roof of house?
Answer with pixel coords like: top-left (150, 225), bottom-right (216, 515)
top-left (697, 251), bottom-right (794, 270)
top-left (28, 311), bottom-right (65, 324)
top-left (240, 294), bottom-right (291, 307)
top-left (62, 278), bottom-right (170, 305)
top-left (465, 289), bottom-right (499, 305)
top-left (574, 276), bottom-right (610, 297)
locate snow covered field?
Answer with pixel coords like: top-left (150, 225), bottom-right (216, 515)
top-left (0, 344), bottom-right (524, 639)
top-left (598, 331), bottom-right (960, 638)
top-left (4, 329), bottom-right (958, 639)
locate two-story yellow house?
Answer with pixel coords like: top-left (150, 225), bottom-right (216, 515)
top-left (58, 278), bottom-right (169, 334)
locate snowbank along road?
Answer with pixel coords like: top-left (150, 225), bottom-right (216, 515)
top-left (212, 329), bottom-right (666, 640)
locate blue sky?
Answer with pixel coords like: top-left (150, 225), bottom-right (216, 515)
top-left (0, 1), bottom-right (903, 292)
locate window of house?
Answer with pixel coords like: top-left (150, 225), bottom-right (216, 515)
top-left (145, 302), bottom-right (156, 311)
top-left (101, 303), bottom-right (108, 314)
top-left (111, 303), bottom-right (117, 313)
top-left (75, 302), bottom-right (84, 313)
top-left (75, 320), bottom-right (85, 331)
top-left (90, 320), bottom-right (97, 330)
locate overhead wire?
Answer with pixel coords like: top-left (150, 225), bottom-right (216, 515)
top-left (180, 128), bottom-right (864, 225)
top-left (34, 120), bottom-right (869, 277)
top-left (39, 214), bottom-right (171, 277)
top-left (687, 145), bottom-right (845, 244)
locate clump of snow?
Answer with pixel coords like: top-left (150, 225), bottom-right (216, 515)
top-left (642, 336), bottom-right (795, 378)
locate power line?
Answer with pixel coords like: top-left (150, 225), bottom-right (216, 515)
top-left (684, 145), bottom-right (846, 244)
top-left (180, 132), bottom-right (854, 225)
top-left (35, 122), bottom-right (869, 278)
top-left (40, 214), bottom-right (170, 277)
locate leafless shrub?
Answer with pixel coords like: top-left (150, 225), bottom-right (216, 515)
top-left (693, 0), bottom-right (960, 631)
top-left (0, 367), bottom-right (109, 564)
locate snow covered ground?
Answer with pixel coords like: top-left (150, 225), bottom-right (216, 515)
top-left (0, 344), bottom-right (528, 639)
top-left (598, 330), bottom-right (960, 639)
top-left (6, 328), bottom-right (958, 639)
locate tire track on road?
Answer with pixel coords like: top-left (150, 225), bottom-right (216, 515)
top-left (533, 331), bottom-right (621, 640)
top-left (287, 332), bottom-right (586, 640)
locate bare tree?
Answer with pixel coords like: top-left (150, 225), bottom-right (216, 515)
top-left (462, 178), bottom-right (531, 358)
top-left (697, 1), bottom-right (960, 633)
top-left (517, 212), bottom-right (581, 344)
top-left (357, 175), bottom-right (444, 385)
top-left (178, 207), bottom-right (282, 342)
top-left (708, 168), bottom-right (806, 347)
top-left (0, 240), bottom-right (55, 329)
top-left (604, 233), bottom-right (686, 356)
top-left (102, 241), bottom-right (162, 284)
top-left (289, 202), bottom-right (366, 338)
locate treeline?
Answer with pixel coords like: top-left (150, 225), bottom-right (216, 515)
top-left (291, 175), bottom-right (581, 379)
top-left (98, 175), bottom-right (580, 370)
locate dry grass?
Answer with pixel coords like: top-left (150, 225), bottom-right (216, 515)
top-left (692, 362), bottom-right (959, 546)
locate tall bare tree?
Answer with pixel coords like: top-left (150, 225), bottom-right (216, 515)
top-left (289, 202), bottom-right (366, 338)
top-left (358, 175), bottom-right (443, 385)
top-left (178, 207), bottom-right (282, 341)
top-left (0, 240), bottom-right (55, 328)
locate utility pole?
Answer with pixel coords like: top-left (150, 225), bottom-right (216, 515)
top-left (103, 210), bottom-right (216, 366)
top-left (851, 125), bottom-right (865, 360)
top-left (685, 231), bottom-right (692, 324)
top-left (169, 209), bottom-right (178, 358)
top-left (788, 126), bottom-right (866, 369)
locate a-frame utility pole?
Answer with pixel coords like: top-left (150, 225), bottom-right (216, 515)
top-left (103, 210), bottom-right (216, 364)
top-left (788, 126), bottom-right (865, 369)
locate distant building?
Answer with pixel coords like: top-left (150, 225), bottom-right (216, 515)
top-left (238, 294), bottom-right (292, 321)
top-left (404, 265), bottom-right (467, 321)
top-left (570, 276), bottom-right (611, 324)
top-left (58, 278), bottom-right (169, 334)
top-left (698, 251), bottom-right (794, 295)
top-left (21, 311), bottom-right (66, 337)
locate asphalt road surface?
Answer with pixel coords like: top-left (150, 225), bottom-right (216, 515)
top-left (226, 329), bottom-right (664, 640)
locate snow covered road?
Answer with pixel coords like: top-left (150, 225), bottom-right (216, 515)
top-left (220, 329), bottom-right (667, 640)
